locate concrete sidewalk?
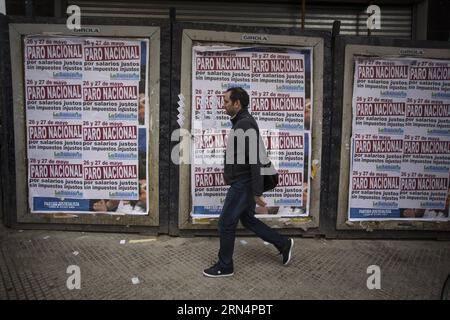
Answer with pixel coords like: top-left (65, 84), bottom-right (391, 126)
top-left (0, 224), bottom-right (449, 300)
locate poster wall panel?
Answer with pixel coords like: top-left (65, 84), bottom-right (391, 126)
top-left (335, 39), bottom-right (450, 232)
top-left (8, 23), bottom-right (162, 229)
top-left (176, 27), bottom-right (326, 231)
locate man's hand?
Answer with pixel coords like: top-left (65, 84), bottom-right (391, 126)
top-left (254, 195), bottom-right (267, 207)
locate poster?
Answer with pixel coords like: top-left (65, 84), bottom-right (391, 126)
top-left (24, 36), bottom-right (149, 214)
top-left (349, 57), bottom-right (450, 220)
top-left (191, 46), bottom-right (313, 218)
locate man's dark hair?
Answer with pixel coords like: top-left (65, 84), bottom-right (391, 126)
top-left (226, 87), bottom-right (249, 108)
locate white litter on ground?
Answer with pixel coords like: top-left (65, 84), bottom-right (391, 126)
top-left (131, 277), bottom-right (140, 285)
top-left (128, 239), bottom-right (156, 244)
top-left (73, 251), bottom-right (79, 256)
top-left (120, 240), bottom-right (126, 244)
top-left (240, 240), bottom-right (248, 245)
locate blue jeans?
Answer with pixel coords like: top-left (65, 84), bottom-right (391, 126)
top-left (217, 177), bottom-right (288, 270)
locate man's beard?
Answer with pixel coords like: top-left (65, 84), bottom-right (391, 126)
top-left (225, 109), bottom-right (234, 117)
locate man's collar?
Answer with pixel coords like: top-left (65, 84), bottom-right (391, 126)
top-left (230, 108), bottom-right (249, 125)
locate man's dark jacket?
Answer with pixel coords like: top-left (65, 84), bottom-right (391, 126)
top-left (223, 108), bottom-right (265, 196)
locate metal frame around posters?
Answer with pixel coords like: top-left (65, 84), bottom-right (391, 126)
top-left (8, 23), bottom-right (161, 230)
top-left (177, 26), bottom-right (325, 232)
top-left (335, 36), bottom-right (450, 232)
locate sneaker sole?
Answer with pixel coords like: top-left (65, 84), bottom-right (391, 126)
top-left (283, 238), bottom-right (294, 266)
top-left (203, 271), bottom-right (234, 278)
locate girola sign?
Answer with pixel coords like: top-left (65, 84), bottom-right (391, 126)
top-left (241, 34), bottom-right (269, 42)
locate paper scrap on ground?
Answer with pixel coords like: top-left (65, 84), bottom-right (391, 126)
top-left (311, 159), bottom-right (320, 179)
top-left (128, 239), bottom-right (156, 244)
top-left (43, 236), bottom-right (50, 240)
top-left (73, 251), bottom-right (79, 256)
top-left (131, 277), bottom-right (140, 285)
top-left (240, 240), bottom-right (248, 245)
top-left (119, 240), bottom-right (126, 244)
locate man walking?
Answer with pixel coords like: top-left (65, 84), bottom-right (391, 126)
top-left (203, 87), bottom-right (294, 278)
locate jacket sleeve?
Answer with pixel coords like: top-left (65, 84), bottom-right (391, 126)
top-left (251, 151), bottom-right (264, 196)
top-left (239, 118), bottom-right (264, 196)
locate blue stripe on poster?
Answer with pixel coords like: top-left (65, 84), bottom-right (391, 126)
top-left (193, 206), bottom-right (222, 215)
top-left (350, 208), bottom-right (400, 219)
top-left (33, 197), bottom-right (90, 211)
